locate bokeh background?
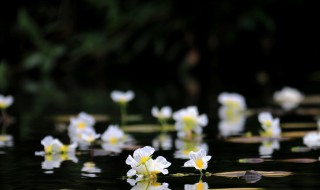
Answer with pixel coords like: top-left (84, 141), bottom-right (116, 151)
top-left (1, 0), bottom-right (320, 140)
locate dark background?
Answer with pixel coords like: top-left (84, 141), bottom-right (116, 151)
top-left (1, 0), bottom-right (320, 139)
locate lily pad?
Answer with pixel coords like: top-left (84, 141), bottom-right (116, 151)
top-left (275, 158), bottom-right (318, 163)
top-left (123, 124), bottom-right (175, 133)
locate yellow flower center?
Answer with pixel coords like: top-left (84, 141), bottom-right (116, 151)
top-left (140, 156), bottom-right (149, 164)
top-left (109, 137), bottom-right (118, 145)
top-left (195, 159), bottom-right (204, 169)
top-left (60, 145), bottom-right (68, 152)
top-left (196, 181), bottom-right (204, 190)
top-left (264, 120), bottom-right (272, 127)
top-left (225, 100), bottom-right (239, 109)
top-left (45, 145), bottom-right (53, 154)
top-left (78, 122), bottom-right (86, 129)
top-left (45, 155), bottom-right (53, 161)
top-left (84, 162), bottom-right (95, 168)
top-left (60, 153), bottom-right (68, 161)
top-left (0, 102), bottom-right (6, 109)
top-left (118, 98), bottom-right (127, 105)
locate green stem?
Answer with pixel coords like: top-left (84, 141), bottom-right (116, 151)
top-left (144, 163), bottom-right (150, 177)
top-left (158, 118), bottom-right (168, 133)
top-left (199, 170), bottom-right (203, 181)
top-left (120, 104), bottom-right (127, 128)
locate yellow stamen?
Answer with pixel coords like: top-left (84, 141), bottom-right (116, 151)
top-left (45, 145), bottom-right (53, 154)
top-left (84, 162), bottom-right (95, 168)
top-left (60, 145), bottom-right (68, 153)
top-left (0, 102), bottom-right (6, 109)
top-left (109, 137), bottom-right (117, 145)
top-left (264, 120), bottom-right (272, 127)
top-left (140, 156), bottom-right (149, 164)
top-left (78, 122), bottom-right (86, 129)
top-left (196, 181), bottom-right (204, 190)
top-left (195, 159), bottom-right (204, 169)
top-left (45, 155), bottom-right (53, 161)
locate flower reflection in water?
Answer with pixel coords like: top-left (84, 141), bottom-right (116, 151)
top-left (218, 106), bottom-right (246, 137)
top-left (81, 162), bottom-right (102, 178)
top-left (0, 134), bottom-right (13, 148)
top-left (127, 179), bottom-right (170, 190)
top-left (35, 152), bottom-right (78, 171)
top-left (185, 181), bottom-right (208, 190)
top-left (259, 140), bottom-right (280, 158)
top-left (152, 133), bottom-right (172, 151)
top-left (174, 136), bottom-right (208, 159)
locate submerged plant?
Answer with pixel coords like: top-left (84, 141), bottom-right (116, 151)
top-left (126, 146), bottom-right (171, 182)
top-left (273, 87), bottom-right (304, 111)
top-left (111, 90), bottom-right (135, 127)
top-left (183, 149), bottom-right (211, 177)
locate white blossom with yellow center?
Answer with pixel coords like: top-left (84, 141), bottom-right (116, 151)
top-left (81, 162), bottom-right (101, 173)
top-left (303, 132), bottom-right (320, 148)
top-left (183, 149), bottom-right (211, 171)
top-left (0, 95), bottom-right (14, 109)
top-left (218, 92), bottom-right (246, 110)
top-left (258, 112), bottom-right (281, 137)
top-left (126, 146), bottom-right (155, 167)
top-left (101, 125), bottom-right (126, 144)
top-left (273, 86), bottom-right (304, 111)
top-left (111, 90), bottom-right (135, 105)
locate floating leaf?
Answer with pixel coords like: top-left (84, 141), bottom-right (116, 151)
top-left (123, 124), bottom-right (175, 133)
top-left (291, 146), bottom-right (311, 153)
top-left (282, 131), bottom-right (315, 138)
top-left (213, 171), bottom-right (292, 178)
top-left (242, 170), bottom-right (262, 183)
top-left (239, 158), bottom-right (264, 163)
top-left (225, 136), bottom-right (292, 144)
top-left (170, 173), bottom-right (195, 177)
top-left (281, 122), bottom-right (316, 129)
top-left (275, 158), bottom-right (318, 163)
top-left (125, 115), bottom-right (144, 122)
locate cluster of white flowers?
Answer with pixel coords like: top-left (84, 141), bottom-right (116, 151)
top-left (217, 92), bottom-right (247, 137)
top-left (126, 146), bottom-right (171, 182)
top-left (258, 112), bottom-right (281, 137)
top-left (173, 106), bottom-right (208, 139)
top-left (273, 87), bottom-right (304, 111)
top-left (68, 112), bottom-right (100, 147)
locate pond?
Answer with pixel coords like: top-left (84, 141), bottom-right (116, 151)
top-left (1, 88), bottom-right (320, 190)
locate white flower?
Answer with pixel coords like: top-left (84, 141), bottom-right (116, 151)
top-left (218, 92), bottom-right (246, 110)
top-left (258, 112), bottom-right (281, 137)
top-left (41, 154), bottom-right (62, 170)
top-left (81, 162), bottom-right (101, 173)
top-left (218, 106), bottom-right (246, 137)
top-left (41, 136), bottom-right (56, 154)
top-left (126, 146), bottom-right (155, 167)
top-left (273, 87), bottom-right (304, 111)
top-left (183, 149), bottom-right (211, 170)
top-left (52, 139), bottom-right (78, 153)
top-left (173, 106), bottom-right (208, 134)
top-left (0, 95), bottom-right (14, 109)
top-left (185, 181), bottom-right (208, 190)
top-left (259, 140), bottom-right (280, 156)
top-left (303, 132), bottom-right (320, 148)
top-left (101, 125), bottom-right (126, 144)
top-left (69, 112), bottom-right (95, 131)
top-left (152, 134), bottom-right (172, 150)
top-left (131, 156), bottom-right (171, 176)
top-left (81, 128), bottom-right (101, 143)
top-left (151, 106), bottom-right (172, 120)
top-left (111, 90), bottom-right (135, 104)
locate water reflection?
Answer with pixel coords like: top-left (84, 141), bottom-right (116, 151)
top-left (218, 107), bottom-right (246, 137)
top-left (0, 134), bottom-right (13, 148)
top-left (174, 136), bottom-right (208, 159)
top-left (152, 133), bottom-right (173, 151)
top-left (185, 181), bottom-right (208, 190)
top-left (127, 179), bottom-right (170, 190)
top-left (36, 153), bottom-right (78, 170)
top-left (81, 162), bottom-right (101, 178)
top-left (259, 140), bottom-right (280, 158)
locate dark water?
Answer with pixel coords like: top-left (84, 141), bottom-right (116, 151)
top-left (1, 107), bottom-right (320, 190)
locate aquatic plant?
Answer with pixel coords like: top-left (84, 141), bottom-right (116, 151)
top-left (258, 112), bottom-right (281, 137)
top-left (111, 90), bottom-right (135, 127)
top-left (126, 146), bottom-right (171, 181)
top-left (183, 149), bottom-right (211, 174)
top-left (152, 106), bottom-right (172, 131)
top-left (218, 92), bottom-right (246, 111)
